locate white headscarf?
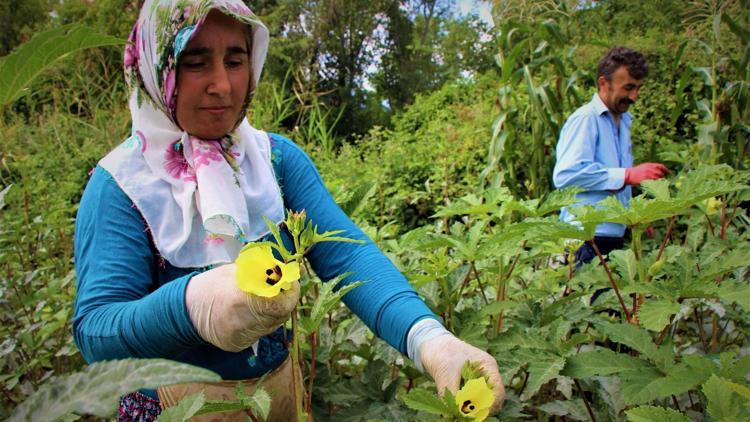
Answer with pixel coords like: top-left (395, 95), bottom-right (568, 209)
top-left (99, 0), bottom-right (284, 268)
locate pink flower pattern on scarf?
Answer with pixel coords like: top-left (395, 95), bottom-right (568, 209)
top-left (164, 141), bottom-right (196, 182)
top-left (192, 140), bottom-right (224, 170)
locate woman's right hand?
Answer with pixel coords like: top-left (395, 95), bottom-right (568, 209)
top-left (185, 263), bottom-right (300, 352)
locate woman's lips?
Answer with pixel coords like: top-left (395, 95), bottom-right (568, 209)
top-left (202, 106), bottom-right (230, 116)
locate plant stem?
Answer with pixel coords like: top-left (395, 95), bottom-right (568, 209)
top-left (631, 228), bottom-right (648, 319)
top-left (720, 200), bottom-right (727, 240)
top-left (574, 379), bottom-right (597, 422)
top-left (710, 313), bottom-right (720, 353)
top-left (470, 262), bottom-right (489, 305)
top-left (704, 213), bottom-right (716, 237)
top-left (655, 217), bottom-right (676, 263)
top-left (590, 240), bottom-right (632, 321)
top-left (695, 307), bottom-right (708, 350)
top-left (671, 395), bottom-right (681, 411)
top-left (305, 330), bottom-right (317, 415)
top-left (290, 308), bottom-right (306, 422)
top-left (496, 259), bottom-right (505, 334)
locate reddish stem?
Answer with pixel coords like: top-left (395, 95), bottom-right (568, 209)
top-left (590, 240), bottom-right (632, 321)
top-left (305, 331), bottom-right (317, 414)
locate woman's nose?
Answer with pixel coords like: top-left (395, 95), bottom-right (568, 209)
top-left (207, 65), bottom-right (231, 97)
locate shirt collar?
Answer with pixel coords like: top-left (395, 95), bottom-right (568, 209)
top-left (591, 93), bottom-right (632, 125)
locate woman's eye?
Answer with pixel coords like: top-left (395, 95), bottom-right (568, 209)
top-left (181, 61), bottom-right (206, 70)
top-left (226, 59), bottom-right (245, 68)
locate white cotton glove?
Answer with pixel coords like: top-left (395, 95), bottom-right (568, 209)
top-left (185, 263), bottom-right (300, 352)
top-left (419, 334), bottom-right (505, 414)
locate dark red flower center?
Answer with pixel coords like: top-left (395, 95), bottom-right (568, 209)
top-left (265, 265), bottom-right (282, 285)
top-left (461, 400), bottom-right (476, 413)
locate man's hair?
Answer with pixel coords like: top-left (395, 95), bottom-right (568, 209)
top-left (597, 47), bottom-right (649, 81)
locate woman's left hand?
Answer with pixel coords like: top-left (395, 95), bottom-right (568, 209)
top-left (419, 334), bottom-right (505, 414)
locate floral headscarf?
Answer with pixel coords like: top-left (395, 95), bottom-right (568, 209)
top-left (99, 0), bottom-right (284, 268)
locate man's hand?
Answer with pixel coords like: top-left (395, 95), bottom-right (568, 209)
top-left (625, 162), bottom-right (669, 186)
top-left (185, 264), bottom-right (300, 352)
top-left (419, 335), bottom-right (505, 414)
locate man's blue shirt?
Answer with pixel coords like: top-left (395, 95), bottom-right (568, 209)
top-left (553, 93), bottom-right (633, 237)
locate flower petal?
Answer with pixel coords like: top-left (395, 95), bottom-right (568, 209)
top-left (455, 377), bottom-right (494, 420)
top-left (236, 245), bottom-right (283, 297)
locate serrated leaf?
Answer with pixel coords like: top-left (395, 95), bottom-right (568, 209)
top-left (246, 387), bottom-right (271, 420)
top-left (641, 179), bottom-right (672, 200)
top-left (716, 280), bottom-right (750, 310)
top-left (0, 25), bottom-right (125, 108)
top-left (480, 300), bottom-right (520, 317)
top-left (638, 300), bottom-right (680, 332)
top-left (728, 382), bottom-right (750, 406)
top-left (621, 362), bottom-right (710, 405)
top-left (299, 275), bottom-right (365, 334)
top-left (563, 349), bottom-right (653, 379)
top-left (599, 323), bottom-right (659, 363)
top-left (535, 187), bottom-right (582, 217)
top-left (11, 359), bottom-right (220, 421)
top-left (609, 249), bottom-right (639, 285)
top-left (626, 405), bottom-right (690, 422)
top-left (157, 392), bottom-right (205, 422)
top-left (401, 388), bottom-right (450, 415)
top-left (538, 399), bottom-right (590, 421)
top-left (522, 355), bottom-right (566, 400)
top-left (595, 376), bottom-right (627, 418)
top-left (703, 374), bottom-right (749, 421)
top-left (461, 361), bottom-right (484, 382)
top-left (728, 355), bottom-right (750, 382)
top-left (702, 249), bottom-right (750, 282)
top-left (261, 216), bottom-right (291, 260)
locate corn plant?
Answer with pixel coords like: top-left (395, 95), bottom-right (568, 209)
top-left (482, 18), bottom-right (586, 198)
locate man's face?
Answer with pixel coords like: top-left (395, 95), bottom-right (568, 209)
top-left (598, 66), bottom-right (644, 116)
top-left (175, 10), bottom-right (251, 139)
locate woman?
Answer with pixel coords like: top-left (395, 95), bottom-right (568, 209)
top-left (73, 0), bottom-right (504, 420)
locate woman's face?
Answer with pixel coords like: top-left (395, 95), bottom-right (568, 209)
top-left (175, 10), bottom-right (251, 139)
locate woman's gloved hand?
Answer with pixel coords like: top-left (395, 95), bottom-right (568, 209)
top-left (419, 334), bottom-right (505, 414)
top-left (185, 263), bottom-right (300, 352)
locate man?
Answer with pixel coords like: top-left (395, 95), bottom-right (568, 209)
top-left (553, 46), bottom-right (668, 264)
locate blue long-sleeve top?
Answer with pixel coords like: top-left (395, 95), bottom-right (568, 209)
top-left (552, 93), bottom-right (633, 237)
top-left (73, 133), bottom-right (437, 387)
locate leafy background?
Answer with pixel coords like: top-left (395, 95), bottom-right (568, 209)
top-left (1, 0), bottom-right (749, 420)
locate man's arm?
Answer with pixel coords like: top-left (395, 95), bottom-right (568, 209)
top-left (553, 113), bottom-right (626, 191)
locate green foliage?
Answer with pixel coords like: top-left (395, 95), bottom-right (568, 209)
top-left (298, 276), bottom-right (366, 334)
top-left (158, 392), bottom-right (206, 422)
top-left (2, 1), bottom-right (750, 420)
top-left (11, 359), bottom-right (220, 421)
top-left (485, 17), bottom-right (587, 198)
top-left (192, 382), bottom-right (272, 420)
top-left (626, 405), bottom-right (690, 422)
top-left (0, 0), bottom-right (50, 56)
top-left (0, 25), bottom-right (124, 109)
top-left (703, 375), bottom-right (750, 421)
top-left (401, 388), bottom-right (451, 415)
